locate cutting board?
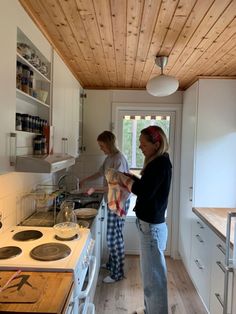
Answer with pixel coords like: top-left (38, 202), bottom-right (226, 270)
top-left (0, 272), bottom-right (46, 303)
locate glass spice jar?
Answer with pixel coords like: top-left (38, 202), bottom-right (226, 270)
top-left (16, 113), bottom-right (22, 131)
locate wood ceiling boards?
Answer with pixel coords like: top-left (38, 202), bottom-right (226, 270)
top-left (19, 0), bottom-right (236, 91)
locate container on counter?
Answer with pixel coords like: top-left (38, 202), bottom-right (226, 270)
top-left (15, 113), bottom-right (22, 131)
top-left (28, 70), bottom-right (34, 96)
top-left (33, 135), bottom-right (42, 155)
top-left (16, 61), bottom-right (22, 90)
top-left (41, 135), bottom-right (47, 154)
top-left (21, 113), bottom-right (29, 132)
top-left (21, 65), bottom-right (30, 94)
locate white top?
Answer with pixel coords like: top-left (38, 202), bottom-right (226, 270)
top-left (98, 151), bottom-right (129, 201)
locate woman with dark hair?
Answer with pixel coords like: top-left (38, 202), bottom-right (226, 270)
top-left (80, 130), bottom-right (130, 284)
top-left (125, 125), bottom-right (172, 314)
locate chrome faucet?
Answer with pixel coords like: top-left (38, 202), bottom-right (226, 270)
top-left (57, 173), bottom-right (79, 193)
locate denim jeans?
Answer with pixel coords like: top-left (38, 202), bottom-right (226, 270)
top-left (136, 218), bottom-right (168, 314)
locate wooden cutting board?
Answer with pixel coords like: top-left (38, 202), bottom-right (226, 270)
top-left (0, 271), bottom-right (45, 303)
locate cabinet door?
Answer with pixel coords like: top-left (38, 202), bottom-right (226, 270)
top-left (210, 234), bottom-right (233, 314)
top-left (190, 218), bottom-right (213, 310)
top-left (179, 82), bottom-right (198, 271)
top-left (52, 51), bottom-right (80, 157)
top-left (0, 8), bottom-right (16, 173)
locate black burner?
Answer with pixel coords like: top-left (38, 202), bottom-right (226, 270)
top-left (55, 234), bottom-right (79, 241)
top-left (30, 242), bottom-right (71, 261)
top-left (0, 246), bottom-right (22, 259)
top-left (13, 230), bottom-right (43, 241)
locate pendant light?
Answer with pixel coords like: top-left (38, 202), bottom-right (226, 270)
top-left (146, 56), bottom-right (179, 97)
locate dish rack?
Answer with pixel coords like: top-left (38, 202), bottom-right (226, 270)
top-left (20, 184), bottom-right (64, 227)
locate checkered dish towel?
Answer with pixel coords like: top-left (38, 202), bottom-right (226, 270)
top-left (105, 168), bottom-right (134, 217)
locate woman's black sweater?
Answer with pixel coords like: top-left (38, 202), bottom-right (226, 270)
top-left (131, 153), bottom-right (172, 224)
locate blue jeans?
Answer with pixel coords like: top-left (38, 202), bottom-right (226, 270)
top-left (136, 218), bottom-right (168, 314)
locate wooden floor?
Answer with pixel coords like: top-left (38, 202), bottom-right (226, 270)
top-left (94, 255), bottom-right (208, 314)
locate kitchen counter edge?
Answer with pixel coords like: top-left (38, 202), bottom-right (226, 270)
top-left (192, 207), bottom-right (236, 248)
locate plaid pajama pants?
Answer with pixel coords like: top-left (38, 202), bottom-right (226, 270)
top-left (106, 199), bottom-right (130, 281)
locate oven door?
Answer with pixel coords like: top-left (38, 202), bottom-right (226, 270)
top-left (78, 255), bottom-right (97, 314)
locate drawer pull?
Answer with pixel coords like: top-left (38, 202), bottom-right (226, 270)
top-left (195, 234), bottom-right (204, 243)
top-left (197, 221), bottom-right (204, 229)
top-left (216, 261), bottom-right (226, 273)
top-left (194, 259), bottom-right (204, 270)
top-left (215, 293), bottom-right (224, 308)
top-left (216, 243), bottom-right (226, 255)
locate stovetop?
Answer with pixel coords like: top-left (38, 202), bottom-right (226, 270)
top-left (0, 226), bottom-right (91, 272)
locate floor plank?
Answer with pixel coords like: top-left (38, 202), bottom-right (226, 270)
top-left (94, 255), bottom-right (208, 314)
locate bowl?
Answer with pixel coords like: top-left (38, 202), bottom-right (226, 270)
top-left (53, 222), bottom-right (79, 239)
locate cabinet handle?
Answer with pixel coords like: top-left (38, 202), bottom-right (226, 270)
top-left (68, 301), bottom-right (74, 312)
top-left (195, 234), bottom-right (204, 243)
top-left (216, 260), bottom-right (226, 273)
top-left (216, 243), bottom-right (226, 256)
top-left (194, 259), bottom-right (204, 270)
top-left (196, 221), bottom-right (204, 229)
top-left (10, 132), bottom-right (17, 166)
top-left (188, 186), bottom-right (193, 202)
top-left (61, 137), bottom-right (68, 154)
top-left (215, 293), bottom-right (224, 308)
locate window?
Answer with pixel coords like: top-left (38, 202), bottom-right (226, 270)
top-left (122, 114), bottom-right (171, 169)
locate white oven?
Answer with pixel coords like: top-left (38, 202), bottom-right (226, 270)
top-left (0, 226), bottom-right (97, 314)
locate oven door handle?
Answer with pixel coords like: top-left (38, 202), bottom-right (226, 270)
top-left (78, 255), bottom-right (97, 299)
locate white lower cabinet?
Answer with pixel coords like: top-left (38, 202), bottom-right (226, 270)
top-left (210, 236), bottom-right (225, 314)
top-left (209, 234), bottom-right (233, 314)
top-left (89, 200), bottom-right (106, 301)
top-left (191, 215), bottom-right (234, 314)
top-left (190, 218), bottom-right (213, 309)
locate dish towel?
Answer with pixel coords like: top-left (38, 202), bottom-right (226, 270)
top-left (105, 168), bottom-right (134, 217)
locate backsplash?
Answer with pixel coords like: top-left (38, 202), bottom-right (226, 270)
top-left (0, 171), bottom-right (51, 233)
top-left (0, 154), bottom-right (105, 233)
top-left (72, 154), bottom-right (105, 190)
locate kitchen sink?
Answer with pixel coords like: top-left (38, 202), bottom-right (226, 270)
top-left (20, 192), bottom-right (104, 228)
top-left (55, 192), bottom-right (104, 211)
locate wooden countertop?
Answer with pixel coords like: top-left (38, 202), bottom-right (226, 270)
top-left (0, 271), bottom-right (73, 313)
top-left (193, 207), bottom-right (236, 247)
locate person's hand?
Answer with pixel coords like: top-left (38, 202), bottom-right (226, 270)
top-left (123, 172), bottom-right (134, 179)
top-left (86, 187), bottom-right (95, 195)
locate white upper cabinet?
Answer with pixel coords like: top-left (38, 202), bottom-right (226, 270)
top-left (52, 51), bottom-right (80, 157)
top-left (0, 0), bottom-right (52, 173)
top-left (179, 82), bottom-right (198, 273)
top-left (179, 78), bottom-right (236, 306)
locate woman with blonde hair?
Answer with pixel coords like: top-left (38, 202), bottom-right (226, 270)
top-left (124, 125), bottom-right (172, 314)
top-left (80, 130), bottom-right (130, 283)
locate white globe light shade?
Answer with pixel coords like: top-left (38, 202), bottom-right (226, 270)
top-left (146, 74), bottom-right (179, 97)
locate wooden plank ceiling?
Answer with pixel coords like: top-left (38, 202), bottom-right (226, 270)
top-left (19, 0), bottom-right (236, 91)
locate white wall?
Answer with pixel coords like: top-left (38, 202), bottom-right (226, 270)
top-left (83, 89), bottom-right (183, 154)
top-left (73, 89), bottom-right (182, 258)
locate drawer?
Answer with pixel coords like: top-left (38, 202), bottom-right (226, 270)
top-left (191, 220), bottom-right (212, 267)
top-left (210, 236), bottom-right (233, 314)
top-left (192, 219), bottom-right (209, 243)
top-left (191, 254), bottom-right (211, 309)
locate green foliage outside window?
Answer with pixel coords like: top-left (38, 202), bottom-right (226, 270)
top-left (122, 118), bottom-right (170, 168)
